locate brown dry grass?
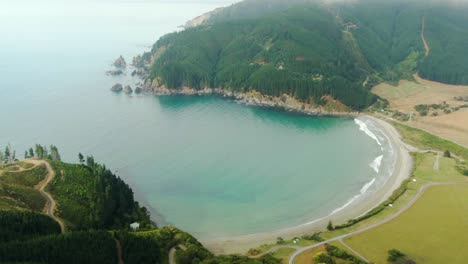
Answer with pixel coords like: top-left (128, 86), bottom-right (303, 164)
top-left (372, 75), bottom-right (468, 146)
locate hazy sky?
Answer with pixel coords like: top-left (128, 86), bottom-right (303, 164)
top-left (0, 0), bottom-right (242, 17)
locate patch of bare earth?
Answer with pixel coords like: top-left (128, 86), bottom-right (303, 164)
top-left (372, 75), bottom-right (468, 147)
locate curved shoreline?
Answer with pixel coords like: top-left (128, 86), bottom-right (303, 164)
top-left (201, 115), bottom-right (413, 255)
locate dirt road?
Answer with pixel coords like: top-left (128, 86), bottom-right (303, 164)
top-left (28, 159), bottom-right (66, 233)
top-left (421, 16), bottom-right (430, 57)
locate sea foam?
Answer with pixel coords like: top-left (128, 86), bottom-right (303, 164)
top-left (354, 118), bottom-right (381, 146)
top-left (369, 155), bottom-right (383, 173)
top-left (330, 177), bottom-right (376, 215)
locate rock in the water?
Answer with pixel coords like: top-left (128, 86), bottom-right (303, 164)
top-left (106, 69), bottom-right (124, 76)
top-left (124, 85), bottom-right (133, 94)
top-left (113, 55), bottom-right (127, 68)
top-left (111, 83), bottom-right (123, 92)
top-left (135, 86), bottom-right (143, 94)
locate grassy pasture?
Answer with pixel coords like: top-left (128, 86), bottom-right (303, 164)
top-left (372, 76), bottom-right (468, 147)
top-left (344, 184), bottom-right (468, 264)
top-left (0, 162), bottom-right (46, 211)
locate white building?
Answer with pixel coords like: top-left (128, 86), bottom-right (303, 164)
top-left (130, 222), bottom-right (140, 231)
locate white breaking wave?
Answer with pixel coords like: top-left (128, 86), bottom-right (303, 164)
top-left (330, 178), bottom-right (376, 215)
top-left (360, 177), bottom-right (376, 194)
top-left (369, 155), bottom-right (383, 173)
top-left (354, 118), bottom-right (381, 146)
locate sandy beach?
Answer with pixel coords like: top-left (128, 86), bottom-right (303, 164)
top-left (202, 116), bottom-right (414, 255)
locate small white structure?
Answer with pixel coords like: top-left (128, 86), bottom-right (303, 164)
top-left (388, 204), bottom-right (393, 207)
top-left (130, 222), bottom-right (140, 231)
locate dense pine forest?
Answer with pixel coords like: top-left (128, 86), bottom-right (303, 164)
top-left (142, 0), bottom-right (468, 110)
top-left (48, 157), bottom-right (152, 230)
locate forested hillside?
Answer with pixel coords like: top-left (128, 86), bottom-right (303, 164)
top-left (0, 146), bottom-right (280, 264)
top-left (143, 0), bottom-right (468, 110)
top-left (48, 157), bottom-right (152, 230)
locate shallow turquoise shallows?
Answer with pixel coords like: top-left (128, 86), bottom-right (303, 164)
top-left (0, 1), bottom-right (390, 238)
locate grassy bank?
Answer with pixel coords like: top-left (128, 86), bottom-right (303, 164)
top-left (392, 121), bottom-right (468, 159)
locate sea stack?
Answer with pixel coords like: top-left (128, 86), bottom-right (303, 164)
top-left (113, 55), bottom-right (127, 68)
top-left (124, 85), bottom-right (133, 94)
top-left (135, 86), bottom-right (143, 94)
top-left (111, 83), bottom-right (123, 92)
top-left (106, 69), bottom-right (124, 76)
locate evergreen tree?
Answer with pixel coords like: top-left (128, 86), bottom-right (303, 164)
top-left (86, 156), bottom-right (95, 169)
top-left (4, 146), bottom-right (10, 163)
top-left (443, 150), bottom-right (451, 158)
top-left (35, 144), bottom-right (44, 159)
top-left (78, 153), bottom-right (84, 164)
top-left (327, 220), bottom-right (334, 231)
top-left (28, 148), bottom-right (34, 158)
top-left (50, 145), bottom-right (61, 161)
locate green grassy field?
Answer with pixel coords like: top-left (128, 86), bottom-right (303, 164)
top-left (338, 151), bottom-right (468, 263)
top-left (345, 184), bottom-right (468, 264)
top-left (372, 81), bottom-right (426, 101)
top-left (1, 164), bottom-right (47, 187)
top-left (292, 152), bottom-right (467, 263)
top-left (392, 122), bottom-right (468, 160)
top-left (0, 162), bottom-right (47, 211)
top-left (294, 241), bottom-right (362, 264)
top-left (272, 248), bottom-right (296, 264)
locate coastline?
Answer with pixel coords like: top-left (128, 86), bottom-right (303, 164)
top-left (200, 115), bottom-right (413, 255)
top-left (139, 83), bottom-right (360, 117)
top-left (116, 74), bottom-right (413, 255)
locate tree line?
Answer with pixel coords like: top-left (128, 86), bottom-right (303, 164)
top-left (0, 211), bottom-right (61, 243)
top-left (0, 144), bottom-right (61, 165)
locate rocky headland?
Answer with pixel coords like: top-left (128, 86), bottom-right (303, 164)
top-left (109, 55), bottom-right (358, 117)
top-left (113, 55), bottom-right (127, 68)
top-left (140, 78), bottom-right (358, 117)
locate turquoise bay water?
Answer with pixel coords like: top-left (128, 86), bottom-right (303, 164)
top-left (0, 1), bottom-right (393, 238)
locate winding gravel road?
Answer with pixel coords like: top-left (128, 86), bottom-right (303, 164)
top-left (28, 159), bottom-right (66, 233)
top-left (421, 16), bottom-right (430, 57)
top-left (169, 244), bottom-right (187, 264)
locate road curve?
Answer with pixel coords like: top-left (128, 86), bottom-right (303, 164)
top-left (250, 245), bottom-right (302, 259)
top-left (338, 238), bottom-right (369, 263)
top-left (288, 182), bottom-right (466, 264)
top-left (169, 244), bottom-right (187, 264)
top-left (28, 159), bottom-right (66, 233)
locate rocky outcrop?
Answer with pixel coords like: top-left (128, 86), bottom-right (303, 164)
top-left (113, 56), bottom-right (127, 68)
top-left (141, 78), bottom-right (357, 116)
top-left (124, 85), bottom-right (133, 94)
top-left (131, 68), bottom-right (148, 78)
top-left (111, 83), bottom-right (123, 92)
top-left (134, 86), bottom-right (143, 94)
top-left (106, 69), bottom-right (124, 76)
